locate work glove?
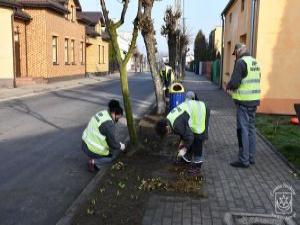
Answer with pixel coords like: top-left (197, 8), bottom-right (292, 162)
top-left (177, 147), bottom-right (187, 157)
top-left (162, 86), bottom-right (167, 91)
top-left (120, 142), bottom-right (126, 152)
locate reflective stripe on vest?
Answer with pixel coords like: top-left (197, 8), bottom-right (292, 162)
top-left (167, 100), bottom-right (206, 134)
top-left (232, 56), bottom-right (261, 101)
top-left (82, 110), bottom-right (111, 156)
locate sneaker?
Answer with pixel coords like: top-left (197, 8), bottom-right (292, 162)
top-left (88, 159), bottom-right (96, 172)
top-left (193, 156), bottom-right (203, 165)
top-left (182, 152), bottom-right (192, 163)
top-left (230, 161), bottom-right (249, 168)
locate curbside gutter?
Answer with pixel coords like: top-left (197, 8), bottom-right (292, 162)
top-left (55, 102), bottom-right (157, 225)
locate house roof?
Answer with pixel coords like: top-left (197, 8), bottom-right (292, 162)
top-left (221, 0), bottom-right (236, 16)
top-left (101, 30), bottom-right (110, 41)
top-left (0, 0), bottom-right (20, 8)
top-left (17, 0), bottom-right (70, 14)
top-left (81, 11), bottom-right (104, 26)
top-left (14, 7), bottom-right (32, 21)
top-left (85, 25), bottom-right (100, 37)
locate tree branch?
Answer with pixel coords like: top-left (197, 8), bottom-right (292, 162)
top-left (115, 0), bottom-right (129, 28)
top-left (123, 0), bottom-right (142, 64)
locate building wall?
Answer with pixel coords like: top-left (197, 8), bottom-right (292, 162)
top-left (45, 9), bottom-right (85, 78)
top-left (213, 26), bottom-right (223, 55)
top-left (222, 0), bottom-right (252, 88)
top-left (256, 0), bottom-right (300, 114)
top-left (14, 19), bottom-right (28, 78)
top-left (24, 9), bottom-right (48, 78)
top-left (86, 36), bottom-right (109, 74)
top-left (0, 7), bottom-right (14, 87)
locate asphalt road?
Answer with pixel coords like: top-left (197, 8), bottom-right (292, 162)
top-left (0, 73), bottom-right (155, 225)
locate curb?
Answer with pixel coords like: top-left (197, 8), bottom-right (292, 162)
top-left (0, 75), bottom-right (119, 103)
top-left (55, 102), bottom-right (156, 225)
top-left (256, 130), bottom-right (300, 176)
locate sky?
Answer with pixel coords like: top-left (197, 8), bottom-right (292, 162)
top-left (81, 0), bottom-right (229, 55)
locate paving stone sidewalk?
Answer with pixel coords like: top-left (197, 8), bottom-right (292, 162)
top-left (0, 73), bottom-right (124, 102)
top-left (142, 72), bottom-right (300, 225)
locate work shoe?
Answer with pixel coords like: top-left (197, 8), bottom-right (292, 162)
top-left (181, 152), bottom-right (192, 163)
top-left (230, 161), bottom-right (249, 168)
top-left (88, 159), bottom-right (96, 172)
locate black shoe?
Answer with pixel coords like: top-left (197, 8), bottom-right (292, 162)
top-left (250, 161), bottom-right (255, 165)
top-left (230, 161), bottom-right (249, 168)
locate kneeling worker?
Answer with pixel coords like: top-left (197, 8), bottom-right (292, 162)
top-left (155, 98), bottom-right (210, 171)
top-left (82, 100), bottom-right (126, 172)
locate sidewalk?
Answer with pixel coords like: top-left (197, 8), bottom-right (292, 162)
top-left (142, 72), bottom-right (300, 225)
top-left (0, 73), bottom-right (121, 102)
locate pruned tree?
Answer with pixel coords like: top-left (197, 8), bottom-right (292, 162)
top-left (137, 0), bottom-right (165, 114)
top-left (178, 31), bottom-right (189, 78)
top-left (99, 0), bottom-right (141, 145)
top-left (161, 7), bottom-right (181, 71)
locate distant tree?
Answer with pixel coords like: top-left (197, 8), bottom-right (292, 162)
top-left (178, 31), bottom-right (189, 77)
top-left (161, 7), bottom-right (181, 71)
top-left (194, 30), bottom-right (208, 64)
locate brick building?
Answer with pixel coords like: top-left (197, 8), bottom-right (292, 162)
top-left (79, 11), bottom-right (109, 75)
top-left (0, 0), bottom-right (89, 87)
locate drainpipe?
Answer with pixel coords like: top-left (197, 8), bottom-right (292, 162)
top-left (250, 0), bottom-right (257, 56)
top-left (11, 11), bottom-right (16, 88)
top-left (219, 14), bottom-right (225, 89)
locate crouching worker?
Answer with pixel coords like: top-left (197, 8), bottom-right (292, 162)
top-left (155, 99), bottom-right (210, 173)
top-left (82, 99), bottom-right (126, 172)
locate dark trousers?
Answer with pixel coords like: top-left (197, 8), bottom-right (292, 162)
top-left (82, 141), bottom-right (115, 169)
top-left (189, 134), bottom-right (203, 162)
top-left (236, 104), bottom-right (257, 165)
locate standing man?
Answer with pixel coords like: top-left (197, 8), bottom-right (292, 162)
top-left (82, 100), bottom-right (126, 172)
top-left (226, 43), bottom-right (261, 168)
top-left (160, 63), bottom-right (175, 95)
top-left (155, 100), bottom-right (210, 172)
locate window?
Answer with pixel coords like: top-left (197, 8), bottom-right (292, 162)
top-left (71, 5), bottom-right (75, 22)
top-left (229, 13), bottom-right (232, 23)
top-left (102, 46), bottom-right (105, 64)
top-left (65, 38), bottom-right (69, 64)
top-left (52, 36), bottom-right (58, 64)
top-left (98, 45), bottom-right (101, 64)
top-left (241, 0), bottom-right (245, 12)
top-left (80, 41), bottom-right (84, 64)
top-left (71, 40), bottom-right (75, 64)
top-left (240, 34), bottom-right (247, 45)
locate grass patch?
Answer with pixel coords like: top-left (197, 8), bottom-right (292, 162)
top-left (256, 115), bottom-right (300, 169)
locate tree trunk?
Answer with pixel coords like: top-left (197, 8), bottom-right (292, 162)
top-left (168, 35), bottom-right (177, 70)
top-left (143, 32), bottom-right (165, 114)
top-left (120, 64), bottom-right (137, 144)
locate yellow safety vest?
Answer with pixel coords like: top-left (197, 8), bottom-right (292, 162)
top-left (160, 65), bottom-right (175, 85)
top-left (167, 100), bottom-right (206, 134)
top-left (232, 56), bottom-right (261, 101)
top-left (82, 110), bottom-right (111, 156)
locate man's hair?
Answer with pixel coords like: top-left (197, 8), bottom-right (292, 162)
top-left (155, 119), bottom-right (168, 138)
top-left (108, 99), bottom-right (123, 115)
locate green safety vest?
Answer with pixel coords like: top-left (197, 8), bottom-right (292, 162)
top-left (160, 65), bottom-right (175, 85)
top-left (82, 110), bottom-right (111, 156)
top-left (232, 56), bottom-right (261, 101)
top-left (167, 100), bottom-right (206, 134)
